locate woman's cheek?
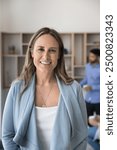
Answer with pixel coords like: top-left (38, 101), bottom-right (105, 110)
top-left (52, 59), bottom-right (58, 69)
top-left (33, 57), bottom-right (40, 67)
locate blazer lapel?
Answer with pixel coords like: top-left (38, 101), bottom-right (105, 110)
top-left (56, 76), bottom-right (86, 137)
top-left (13, 74), bottom-right (39, 148)
top-left (50, 76), bottom-right (87, 149)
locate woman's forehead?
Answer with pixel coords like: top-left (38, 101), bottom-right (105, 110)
top-left (34, 34), bottom-right (59, 48)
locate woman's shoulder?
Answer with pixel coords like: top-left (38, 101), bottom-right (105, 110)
top-left (68, 80), bottom-right (82, 96)
top-left (71, 80), bottom-right (81, 89)
top-left (10, 79), bottom-right (24, 92)
top-left (12, 78), bottom-right (23, 86)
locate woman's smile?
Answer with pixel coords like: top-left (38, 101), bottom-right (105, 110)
top-left (40, 60), bottom-right (52, 65)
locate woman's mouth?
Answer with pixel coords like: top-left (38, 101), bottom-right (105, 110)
top-left (40, 60), bottom-right (51, 65)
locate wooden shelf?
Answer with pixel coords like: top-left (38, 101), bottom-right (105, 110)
top-left (74, 65), bottom-right (85, 68)
top-left (86, 43), bottom-right (100, 46)
top-left (3, 54), bottom-right (26, 57)
top-left (2, 54), bottom-right (19, 57)
top-left (74, 76), bottom-right (84, 79)
top-left (22, 43), bottom-right (29, 46)
top-left (64, 54), bottom-right (72, 57)
top-left (22, 33), bottom-right (33, 43)
top-left (3, 85), bottom-right (11, 89)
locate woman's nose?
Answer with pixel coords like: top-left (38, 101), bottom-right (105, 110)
top-left (43, 50), bottom-right (50, 59)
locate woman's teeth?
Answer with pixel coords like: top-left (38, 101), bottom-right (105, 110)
top-left (40, 61), bottom-right (51, 65)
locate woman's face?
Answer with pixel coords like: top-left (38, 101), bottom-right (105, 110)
top-left (31, 34), bottom-right (59, 74)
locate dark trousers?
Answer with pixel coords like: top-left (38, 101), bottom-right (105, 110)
top-left (86, 101), bottom-right (100, 118)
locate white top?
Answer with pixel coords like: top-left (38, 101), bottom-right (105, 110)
top-left (35, 106), bottom-right (58, 150)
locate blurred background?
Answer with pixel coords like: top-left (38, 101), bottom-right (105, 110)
top-left (0, 0), bottom-right (100, 149)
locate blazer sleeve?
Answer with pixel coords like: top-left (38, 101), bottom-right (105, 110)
top-left (71, 82), bottom-right (88, 150)
top-left (76, 85), bottom-right (88, 150)
top-left (78, 84), bottom-right (87, 126)
top-left (2, 82), bottom-right (20, 150)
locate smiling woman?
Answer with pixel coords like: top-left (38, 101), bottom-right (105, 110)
top-left (2, 27), bottom-right (88, 150)
top-left (20, 27), bottom-right (73, 90)
top-left (32, 34), bottom-right (59, 79)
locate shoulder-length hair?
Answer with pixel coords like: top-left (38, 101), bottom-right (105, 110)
top-left (19, 27), bottom-right (74, 91)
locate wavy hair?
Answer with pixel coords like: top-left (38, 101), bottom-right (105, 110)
top-left (19, 27), bottom-right (74, 91)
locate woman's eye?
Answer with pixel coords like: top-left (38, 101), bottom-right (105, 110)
top-left (49, 49), bottom-right (56, 53)
top-left (38, 48), bottom-right (44, 52)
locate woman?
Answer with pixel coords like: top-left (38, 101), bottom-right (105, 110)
top-left (2, 27), bottom-right (87, 150)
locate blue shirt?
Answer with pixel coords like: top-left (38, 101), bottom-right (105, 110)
top-left (80, 63), bottom-right (100, 104)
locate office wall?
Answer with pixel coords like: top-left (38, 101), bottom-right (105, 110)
top-left (1, 0), bottom-right (100, 32)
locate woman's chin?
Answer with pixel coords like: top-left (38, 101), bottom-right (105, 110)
top-left (36, 67), bottom-right (53, 74)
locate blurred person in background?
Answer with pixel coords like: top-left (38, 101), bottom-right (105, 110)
top-left (80, 48), bottom-right (100, 119)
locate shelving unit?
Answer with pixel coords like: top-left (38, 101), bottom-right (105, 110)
top-left (73, 33), bottom-right (86, 81)
top-left (85, 33), bottom-right (100, 62)
top-left (22, 33), bottom-right (33, 55)
top-left (60, 33), bottom-right (74, 77)
top-left (73, 33), bottom-right (100, 82)
top-left (0, 31), bottom-right (100, 110)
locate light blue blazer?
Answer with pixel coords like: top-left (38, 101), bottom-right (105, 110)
top-left (2, 74), bottom-right (88, 150)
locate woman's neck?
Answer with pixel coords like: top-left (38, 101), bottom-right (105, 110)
top-left (36, 71), bottom-right (55, 86)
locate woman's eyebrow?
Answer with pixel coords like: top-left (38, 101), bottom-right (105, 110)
top-left (37, 46), bottom-right (44, 48)
top-left (37, 46), bottom-right (58, 49)
top-left (49, 47), bottom-right (58, 49)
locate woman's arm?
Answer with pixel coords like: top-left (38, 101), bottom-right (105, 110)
top-left (78, 85), bottom-right (88, 126)
top-left (74, 85), bottom-right (88, 150)
top-left (71, 82), bottom-right (88, 150)
top-left (2, 83), bottom-right (20, 150)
